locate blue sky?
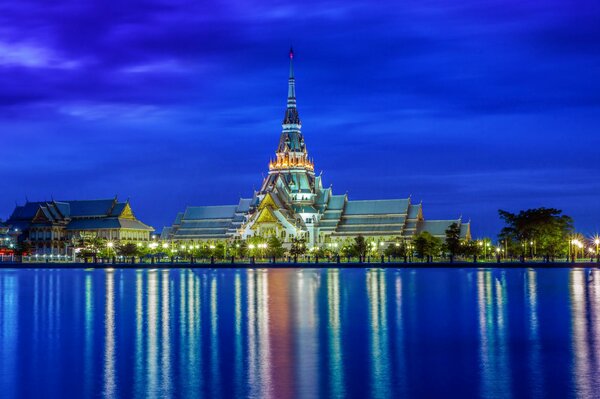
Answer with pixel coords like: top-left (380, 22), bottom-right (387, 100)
top-left (1, 0), bottom-right (599, 237)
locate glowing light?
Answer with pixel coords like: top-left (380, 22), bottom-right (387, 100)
top-left (210, 245), bottom-right (215, 249)
top-left (249, 244), bottom-right (255, 249)
top-left (107, 242), bottom-right (114, 248)
top-left (162, 243), bottom-right (168, 249)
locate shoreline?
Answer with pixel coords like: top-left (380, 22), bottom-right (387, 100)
top-left (1, 261), bottom-right (600, 269)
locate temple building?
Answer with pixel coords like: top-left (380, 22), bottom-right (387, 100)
top-left (162, 50), bottom-right (470, 247)
top-left (6, 197), bottom-right (153, 255)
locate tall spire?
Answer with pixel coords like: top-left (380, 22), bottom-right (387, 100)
top-left (283, 47), bottom-right (300, 125)
top-left (287, 47), bottom-right (296, 107)
top-left (270, 47), bottom-right (313, 172)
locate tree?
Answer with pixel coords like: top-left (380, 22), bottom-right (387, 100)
top-left (13, 241), bottom-right (31, 256)
top-left (267, 236), bottom-right (285, 258)
top-left (213, 241), bottom-right (227, 259)
top-left (384, 237), bottom-right (407, 258)
top-left (498, 208), bottom-right (573, 258)
top-left (289, 237), bottom-right (307, 257)
top-left (232, 239), bottom-right (248, 258)
top-left (117, 242), bottom-right (140, 257)
top-left (413, 232), bottom-right (442, 260)
top-left (77, 235), bottom-right (107, 257)
top-left (444, 223), bottom-right (462, 258)
top-left (351, 235), bottom-right (367, 258)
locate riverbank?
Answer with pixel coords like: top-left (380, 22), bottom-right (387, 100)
top-left (1, 261), bottom-right (600, 269)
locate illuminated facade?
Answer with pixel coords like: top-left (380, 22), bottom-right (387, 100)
top-left (6, 198), bottom-right (154, 254)
top-left (163, 50), bottom-right (471, 246)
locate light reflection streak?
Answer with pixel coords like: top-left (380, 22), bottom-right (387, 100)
top-left (103, 270), bottom-right (116, 398)
top-left (134, 271), bottom-right (144, 399)
top-left (0, 273), bottom-right (18, 398)
top-left (394, 273), bottom-right (407, 396)
top-left (84, 273), bottom-right (94, 398)
top-left (591, 270), bottom-right (600, 390)
top-left (188, 271), bottom-right (202, 394)
top-left (477, 270), bottom-right (512, 399)
top-left (570, 269), bottom-right (595, 398)
top-left (526, 269), bottom-right (543, 398)
top-left (247, 270), bottom-right (273, 399)
top-left (247, 270), bottom-right (258, 398)
top-left (234, 273), bottom-right (243, 398)
top-left (160, 270), bottom-right (172, 398)
top-left (210, 274), bottom-right (221, 398)
top-left (147, 270), bottom-right (159, 398)
top-left (327, 269), bottom-right (344, 399)
top-left (258, 271), bottom-right (272, 398)
top-left (296, 270), bottom-right (320, 399)
top-left (367, 269), bottom-right (390, 399)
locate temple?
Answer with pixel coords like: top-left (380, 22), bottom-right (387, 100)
top-left (162, 49), bottom-right (470, 246)
top-left (6, 197), bottom-right (153, 254)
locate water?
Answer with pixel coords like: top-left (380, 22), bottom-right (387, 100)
top-left (0, 267), bottom-right (598, 398)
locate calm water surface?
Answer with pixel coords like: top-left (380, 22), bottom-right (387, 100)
top-left (0, 267), bottom-right (598, 398)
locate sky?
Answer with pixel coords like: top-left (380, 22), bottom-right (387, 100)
top-left (1, 0), bottom-right (599, 237)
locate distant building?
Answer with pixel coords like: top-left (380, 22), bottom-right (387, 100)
top-left (0, 220), bottom-right (16, 255)
top-left (6, 198), bottom-right (153, 255)
top-left (162, 50), bottom-right (470, 247)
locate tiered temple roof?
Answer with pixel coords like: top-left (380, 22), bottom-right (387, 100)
top-left (162, 50), bottom-right (471, 244)
top-left (7, 198), bottom-right (153, 232)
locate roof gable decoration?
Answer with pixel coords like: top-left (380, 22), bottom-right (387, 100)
top-left (258, 192), bottom-right (278, 211)
top-left (32, 207), bottom-right (51, 223)
top-left (119, 203), bottom-right (135, 220)
top-left (256, 207), bottom-right (279, 224)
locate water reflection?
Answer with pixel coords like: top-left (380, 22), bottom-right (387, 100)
top-left (84, 273), bottom-right (94, 399)
top-left (3, 267), bottom-right (600, 398)
top-left (477, 270), bottom-right (512, 399)
top-left (526, 269), bottom-right (543, 398)
top-left (367, 269), bottom-right (390, 399)
top-left (0, 273), bottom-right (18, 399)
top-left (103, 270), bottom-right (116, 398)
top-left (247, 270), bottom-right (272, 398)
top-left (327, 269), bottom-right (344, 399)
top-left (570, 269), bottom-right (600, 397)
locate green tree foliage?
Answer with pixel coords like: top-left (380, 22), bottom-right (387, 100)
top-left (213, 241), bottom-right (227, 259)
top-left (232, 239), bottom-right (248, 258)
top-left (460, 240), bottom-right (479, 257)
top-left (498, 208), bottom-right (573, 257)
top-left (266, 236), bottom-right (285, 258)
top-left (384, 237), bottom-right (407, 258)
top-left (413, 232), bottom-right (442, 259)
top-left (351, 235), bottom-right (368, 258)
top-left (444, 223), bottom-right (462, 256)
top-left (117, 242), bottom-right (140, 257)
top-left (289, 237), bottom-right (307, 257)
top-left (77, 235), bottom-right (107, 257)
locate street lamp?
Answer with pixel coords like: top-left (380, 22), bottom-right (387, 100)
top-left (107, 241), bottom-right (114, 258)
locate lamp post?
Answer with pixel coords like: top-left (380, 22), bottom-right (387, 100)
top-left (107, 241), bottom-right (114, 262)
